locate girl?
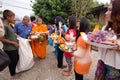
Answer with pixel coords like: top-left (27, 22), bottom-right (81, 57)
top-left (72, 17), bottom-right (92, 80)
top-left (62, 16), bottom-right (76, 76)
top-left (54, 16), bottom-right (67, 68)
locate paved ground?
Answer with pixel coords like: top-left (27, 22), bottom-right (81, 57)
top-left (0, 45), bottom-right (98, 80)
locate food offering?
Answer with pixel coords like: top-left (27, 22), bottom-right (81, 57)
top-left (59, 42), bottom-right (76, 53)
top-left (37, 35), bottom-right (46, 43)
top-left (57, 36), bottom-right (65, 44)
top-left (60, 44), bottom-right (69, 51)
top-left (81, 26), bottom-right (118, 48)
top-left (49, 33), bottom-right (65, 44)
top-left (49, 33), bottom-right (59, 43)
top-left (29, 32), bottom-right (47, 43)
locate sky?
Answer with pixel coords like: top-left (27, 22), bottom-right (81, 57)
top-left (97, 0), bottom-right (110, 4)
top-left (0, 0), bottom-right (110, 19)
top-left (16, 0), bottom-right (110, 3)
top-left (17, 0), bottom-right (110, 4)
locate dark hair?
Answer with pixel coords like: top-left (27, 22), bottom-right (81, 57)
top-left (68, 16), bottom-right (76, 29)
top-left (76, 17), bottom-right (90, 40)
top-left (55, 16), bottom-right (65, 30)
top-left (105, 22), bottom-right (113, 31)
top-left (30, 16), bottom-right (36, 22)
top-left (111, 0), bottom-right (120, 36)
top-left (3, 10), bottom-right (15, 19)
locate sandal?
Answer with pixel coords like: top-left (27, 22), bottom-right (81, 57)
top-left (63, 69), bottom-right (69, 72)
top-left (62, 71), bottom-right (71, 76)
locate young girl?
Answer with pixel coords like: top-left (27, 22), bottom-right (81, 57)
top-left (72, 17), bottom-right (92, 80)
top-left (62, 16), bottom-right (76, 76)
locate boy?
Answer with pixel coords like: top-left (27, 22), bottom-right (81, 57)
top-left (0, 10), bottom-right (19, 78)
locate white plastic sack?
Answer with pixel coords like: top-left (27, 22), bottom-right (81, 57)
top-left (16, 37), bottom-right (34, 73)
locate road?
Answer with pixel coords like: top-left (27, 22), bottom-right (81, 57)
top-left (0, 45), bottom-right (98, 80)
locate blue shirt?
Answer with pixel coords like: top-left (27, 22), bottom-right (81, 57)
top-left (14, 22), bottom-right (32, 39)
top-left (62, 24), bottom-right (68, 32)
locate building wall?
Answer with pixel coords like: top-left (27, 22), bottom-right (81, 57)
top-left (0, 0), bottom-right (34, 19)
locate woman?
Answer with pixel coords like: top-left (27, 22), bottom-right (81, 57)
top-left (63, 16), bottom-right (77, 76)
top-left (95, 0), bottom-right (120, 79)
top-left (54, 16), bottom-right (67, 68)
top-left (31, 18), bottom-right (48, 59)
top-left (72, 17), bottom-right (92, 80)
top-left (76, 19), bottom-right (80, 35)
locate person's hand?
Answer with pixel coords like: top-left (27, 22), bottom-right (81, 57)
top-left (108, 45), bottom-right (119, 51)
top-left (13, 42), bottom-right (19, 48)
top-left (40, 33), bottom-right (46, 36)
top-left (16, 35), bottom-right (20, 38)
top-left (59, 28), bottom-right (63, 33)
top-left (30, 32), bottom-right (36, 35)
top-left (65, 34), bottom-right (70, 41)
top-left (53, 24), bottom-right (56, 28)
top-left (0, 36), bottom-right (4, 39)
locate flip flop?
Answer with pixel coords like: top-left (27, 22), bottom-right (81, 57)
top-left (63, 70), bottom-right (69, 72)
top-left (62, 71), bottom-right (71, 76)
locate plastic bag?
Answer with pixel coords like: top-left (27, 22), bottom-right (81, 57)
top-left (16, 37), bottom-right (34, 73)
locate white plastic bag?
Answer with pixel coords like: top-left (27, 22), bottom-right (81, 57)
top-left (16, 37), bottom-right (34, 73)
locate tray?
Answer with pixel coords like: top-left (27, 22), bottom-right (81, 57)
top-left (85, 40), bottom-right (118, 48)
top-left (59, 46), bottom-right (76, 53)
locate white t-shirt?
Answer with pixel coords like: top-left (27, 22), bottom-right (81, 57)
top-left (98, 25), bottom-right (120, 69)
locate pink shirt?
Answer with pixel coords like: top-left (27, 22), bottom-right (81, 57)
top-left (30, 22), bottom-right (35, 28)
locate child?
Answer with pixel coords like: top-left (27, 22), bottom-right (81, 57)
top-left (0, 10), bottom-right (19, 78)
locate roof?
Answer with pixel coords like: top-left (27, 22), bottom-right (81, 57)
top-left (87, 5), bottom-right (108, 16)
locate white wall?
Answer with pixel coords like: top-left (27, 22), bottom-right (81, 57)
top-left (0, 0), bottom-right (34, 19)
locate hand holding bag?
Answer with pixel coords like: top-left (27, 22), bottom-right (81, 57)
top-left (0, 49), bottom-right (11, 71)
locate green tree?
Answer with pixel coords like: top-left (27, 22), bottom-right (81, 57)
top-left (0, 11), bottom-right (3, 14)
top-left (71, 0), bottom-right (94, 18)
top-left (32, 0), bottom-right (71, 23)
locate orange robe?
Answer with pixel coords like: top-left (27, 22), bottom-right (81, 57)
top-left (31, 24), bottom-right (48, 59)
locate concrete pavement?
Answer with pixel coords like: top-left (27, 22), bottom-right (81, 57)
top-left (0, 45), bottom-right (98, 80)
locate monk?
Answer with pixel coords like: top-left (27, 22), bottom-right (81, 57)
top-left (31, 18), bottom-right (48, 59)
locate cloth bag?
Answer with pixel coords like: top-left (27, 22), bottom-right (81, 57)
top-left (95, 60), bottom-right (106, 80)
top-left (16, 37), bottom-right (34, 73)
top-left (0, 49), bottom-right (11, 71)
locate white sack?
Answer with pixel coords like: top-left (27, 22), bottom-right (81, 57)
top-left (16, 37), bottom-right (34, 73)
